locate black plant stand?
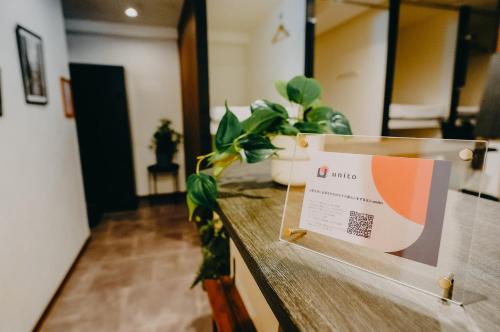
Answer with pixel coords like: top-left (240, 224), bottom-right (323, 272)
top-left (147, 163), bottom-right (180, 197)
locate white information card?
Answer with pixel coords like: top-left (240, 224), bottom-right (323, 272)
top-left (299, 151), bottom-right (451, 266)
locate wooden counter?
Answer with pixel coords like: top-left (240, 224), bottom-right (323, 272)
top-left (216, 162), bottom-right (500, 332)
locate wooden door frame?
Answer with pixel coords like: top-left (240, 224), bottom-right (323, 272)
top-left (381, 0), bottom-right (400, 136)
top-left (177, 0), bottom-right (211, 177)
top-left (305, 0), bottom-right (315, 77)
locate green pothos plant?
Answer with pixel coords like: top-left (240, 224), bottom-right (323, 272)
top-left (186, 75), bottom-right (352, 286)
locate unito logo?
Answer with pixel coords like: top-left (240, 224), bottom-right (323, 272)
top-left (317, 165), bottom-right (329, 178)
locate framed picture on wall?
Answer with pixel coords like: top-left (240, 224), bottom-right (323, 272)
top-left (60, 77), bottom-right (74, 118)
top-left (16, 25), bottom-right (48, 105)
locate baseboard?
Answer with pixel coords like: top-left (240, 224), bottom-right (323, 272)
top-left (137, 191), bottom-right (187, 205)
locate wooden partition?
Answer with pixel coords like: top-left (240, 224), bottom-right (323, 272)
top-left (497, 27), bottom-right (500, 52)
top-left (177, 0), bottom-right (211, 177)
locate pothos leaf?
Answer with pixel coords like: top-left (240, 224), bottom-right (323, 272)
top-left (275, 80), bottom-right (289, 100)
top-left (243, 149), bottom-right (276, 163)
top-left (331, 111), bottom-right (353, 135)
top-left (294, 121), bottom-right (325, 133)
top-left (278, 122), bottom-right (300, 136)
top-left (306, 106), bottom-right (334, 122)
top-left (264, 100), bottom-right (288, 118)
top-left (305, 107), bottom-right (352, 134)
top-left (186, 195), bottom-right (197, 221)
top-left (251, 99), bottom-right (288, 118)
top-left (186, 173), bottom-right (217, 209)
top-left (208, 148), bottom-right (241, 177)
top-left (215, 103), bottom-right (242, 150)
top-left (241, 108), bottom-right (285, 134)
top-left (238, 134), bottom-right (278, 163)
top-left (238, 134), bottom-right (276, 150)
top-left (286, 76), bottom-right (322, 108)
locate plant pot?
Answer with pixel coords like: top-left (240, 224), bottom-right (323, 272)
top-left (270, 135), bottom-right (325, 186)
top-left (156, 151), bottom-right (173, 166)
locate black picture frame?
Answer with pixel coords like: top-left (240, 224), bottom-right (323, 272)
top-left (15, 25), bottom-right (48, 105)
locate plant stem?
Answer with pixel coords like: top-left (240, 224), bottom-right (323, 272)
top-left (233, 132), bottom-right (249, 144)
top-left (196, 152), bottom-right (216, 174)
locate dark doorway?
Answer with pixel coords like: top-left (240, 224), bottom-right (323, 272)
top-left (177, 0), bottom-right (211, 176)
top-left (70, 63), bottom-right (137, 227)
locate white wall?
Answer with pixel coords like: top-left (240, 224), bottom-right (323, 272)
top-left (392, 8), bottom-right (458, 112)
top-left (247, 0), bottom-right (306, 102)
top-left (207, 0), bottom-right (306, 108)
top-left (315, 10), bottom-right (389, 135)
top-left (66, 23), bottom-right (185, 196)
top-left (208, 33), bottom-right (249, 106)
top-left (0, 1), bottom-right (90, 331)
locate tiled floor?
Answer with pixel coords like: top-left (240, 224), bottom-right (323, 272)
top-left (38, 199), bottom-right (212, 332)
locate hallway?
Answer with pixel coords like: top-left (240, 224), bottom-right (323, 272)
top-left (38, 199), bottom-right (211, 331)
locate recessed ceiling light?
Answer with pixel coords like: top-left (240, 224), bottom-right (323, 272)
top-left (124, 7), bottom-right (138, 18)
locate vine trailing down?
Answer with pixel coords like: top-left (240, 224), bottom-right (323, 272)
top-left (186, 75), bottom-right (352, 286)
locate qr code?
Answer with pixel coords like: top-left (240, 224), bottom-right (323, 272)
top-left (347, 211), bottom-right (374, 238)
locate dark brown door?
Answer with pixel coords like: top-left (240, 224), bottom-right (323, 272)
top-left (177, 0), bottom-right (211, 177)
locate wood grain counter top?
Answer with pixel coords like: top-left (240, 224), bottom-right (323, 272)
top-left (216, 162), bottom-right (500, 332)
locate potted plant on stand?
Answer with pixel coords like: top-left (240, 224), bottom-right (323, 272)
top-left (186, 75), bottom-right (352, 286)
top-left (150, 119), bottom-right (182, 166)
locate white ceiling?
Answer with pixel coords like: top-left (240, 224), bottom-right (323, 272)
top-left (62, 0), bottom-right (497, 32)
top-left (62, 0), bottom-right (183, 27)
top-left (207, 0), bottom-right (282, 33)
top-left (315, 0), bottom-right (497, 36)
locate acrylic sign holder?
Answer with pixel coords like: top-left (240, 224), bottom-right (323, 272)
top-left (279, 134), bottom-right (488, 304)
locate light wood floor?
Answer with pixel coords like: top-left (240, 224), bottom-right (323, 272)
top-left (37, 199), bottom-right (212, 332)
